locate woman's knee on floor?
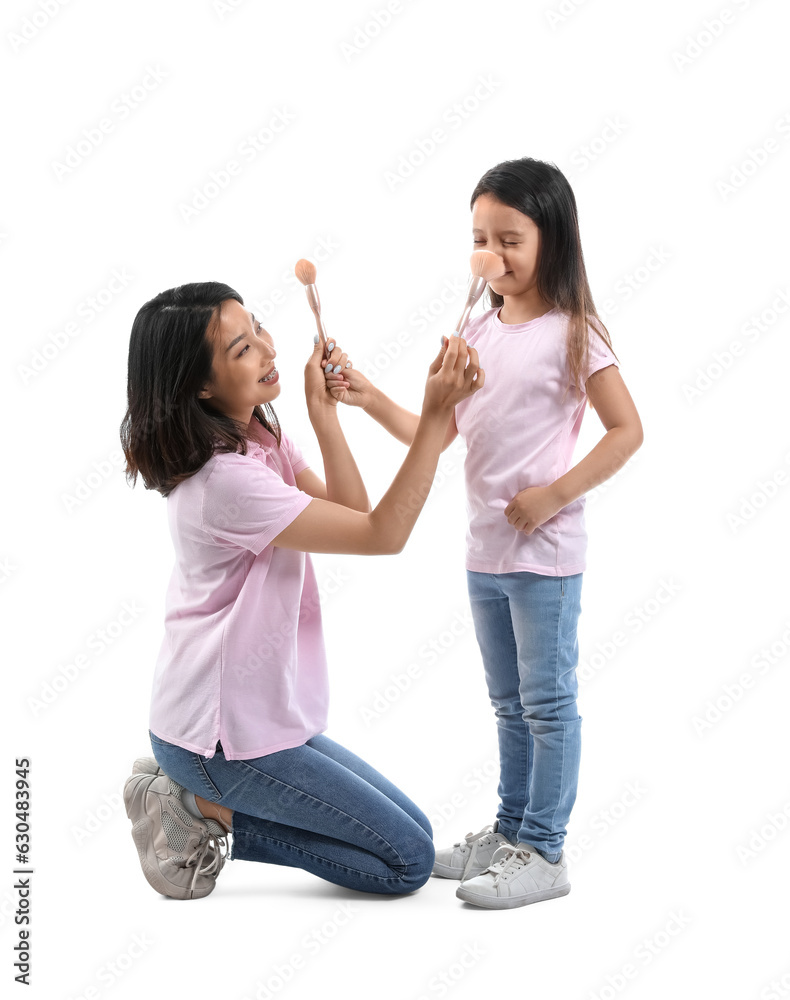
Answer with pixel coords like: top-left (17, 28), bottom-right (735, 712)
top-left (386, 828), bottom-right (435, 894)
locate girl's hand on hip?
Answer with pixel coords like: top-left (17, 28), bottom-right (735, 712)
top-left (304, 336), bottom-right (351, 409)
top-left (505, 485), bottom-right (563, 534)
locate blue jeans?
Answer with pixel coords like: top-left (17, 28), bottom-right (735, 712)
top-left (467, 570), bottom-right (584, 862)
top-left (149, 731), bottom-right (434, 895)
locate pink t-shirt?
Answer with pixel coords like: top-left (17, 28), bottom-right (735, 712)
top-left (454, 306), bottom-right (619, 576)
top-left (148, 417), bottom-right (328, 760)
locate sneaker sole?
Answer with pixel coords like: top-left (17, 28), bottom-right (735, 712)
top-left (130, 816), bottom-right (213, 900)
top-left (455, 882), bottom-right (571, 909)
top-left (433, 861), bottom-right (491, 880)
top-left (124, 774), bottom-right (213, 901)
top-left (432, 862), bottom-right (465, 879)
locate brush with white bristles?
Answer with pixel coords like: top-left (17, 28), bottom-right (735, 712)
top-left (453, 250), bottom-right (507, 338)
top-left (294, 259), bottom-right (331, 359)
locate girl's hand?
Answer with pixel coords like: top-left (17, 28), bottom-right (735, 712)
top-left (504, 485), bottom-right (564, 534)
top-left (423, 335), bottom-right (484, 414)
top-left (304, 336), bottom-right (351, 410)
top-left (324, 363), bottom-right (373, 408)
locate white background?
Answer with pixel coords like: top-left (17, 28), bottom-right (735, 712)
top-left (3, 0), bottom-right (790, 997)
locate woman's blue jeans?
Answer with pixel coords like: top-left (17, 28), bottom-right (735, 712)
top-left (467, 570), bottom-right (584, 863)
top-left (149, 731), bottom-right (435, 895)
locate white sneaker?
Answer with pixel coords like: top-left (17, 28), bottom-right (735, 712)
top-left (132, 756), bottom-right (162, 776)
top-left (456, 842), bottom-right (570, 909)
top-left (433, 821), bottom-right (514, 880)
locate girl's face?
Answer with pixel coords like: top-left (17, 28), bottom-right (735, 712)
top-left (471, 193), bottom-right (542, 300)
top-left (198, 298), bottom-right (280, 423)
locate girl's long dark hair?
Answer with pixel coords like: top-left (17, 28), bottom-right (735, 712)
top-left (471, 157), bottom-right (618, 407)
top-left (120, 281), bottom-right (280, 497)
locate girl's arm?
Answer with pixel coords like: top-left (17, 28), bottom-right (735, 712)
top-left (504, 365), bottom-right (644, 532)
top-left (274, 337), bottom-right (482, 555)
top-left (364, 384), bottom-right (459, 451)
top-left (552, 365), bottom-right (643, 502)
top-left (325, 345), bottom-right (459, 451)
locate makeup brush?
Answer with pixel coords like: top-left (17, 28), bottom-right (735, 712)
top-left (294, 259), bottom-right (331, 360)
top-left (453, 250), bottom-right (506, 338)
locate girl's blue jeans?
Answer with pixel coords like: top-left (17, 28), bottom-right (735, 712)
top-left (149, 731), bottom-right (434, 895)
top-left (467, 569), bottom-right (584, 863)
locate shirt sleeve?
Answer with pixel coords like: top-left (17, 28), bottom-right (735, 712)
top-left (280, 432), bottom-right (310, 475)
top-left (200, 453), bottom-right (312, 555)
top-left (580, 328), bottom-right (619, 393)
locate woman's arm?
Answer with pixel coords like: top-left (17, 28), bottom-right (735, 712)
top-left (364, 384), bottom-right (459, 451)
top-left (326, 343), bottom-right (459, 451)
top-left (296, 339), bottom-right (370, 512)
top-left (274, 337), bottom-right (483, 555)
top-left (504, 365), bottom-right (643, 533)
top-left (299, 411), bottom-right (371, 512)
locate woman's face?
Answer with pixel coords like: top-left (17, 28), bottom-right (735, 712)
top-left (471, 193), bottom-right (542, 300)
top-left (199, 298), bottom-right (280, 423)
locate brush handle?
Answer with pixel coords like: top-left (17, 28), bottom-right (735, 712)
top-left (453, 275), bottom-right (488, 337)
top-left (304, 284), bottom-right (331, 359)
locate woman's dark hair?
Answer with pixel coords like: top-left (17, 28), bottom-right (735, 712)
top-left (120, 281), bottom-right (280, 497)
top-left (471, 157), bottom-right (618, 407)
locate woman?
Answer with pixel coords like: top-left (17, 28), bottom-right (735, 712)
top-left (120, 281), bottom-right (482, 899)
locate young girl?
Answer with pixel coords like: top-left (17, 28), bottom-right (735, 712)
top-left (331, 156), bottom-right (644, 909)
top-left (120, 281), bottom-right (482, 900)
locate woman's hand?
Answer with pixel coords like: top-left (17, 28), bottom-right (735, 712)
top-left (423, 335), bottom-right (484, 415)
top-left (304, 336), bottom-right (351, 411)
top-left (504, 485), bottom-right (564, 534)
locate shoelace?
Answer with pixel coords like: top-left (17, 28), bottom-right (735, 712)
top-left (488, 844), bottom-right (532, 884)
top-left (455, 824), bottom-right (495, 850)
top-left (183, 829), bottom-right (229, 894)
